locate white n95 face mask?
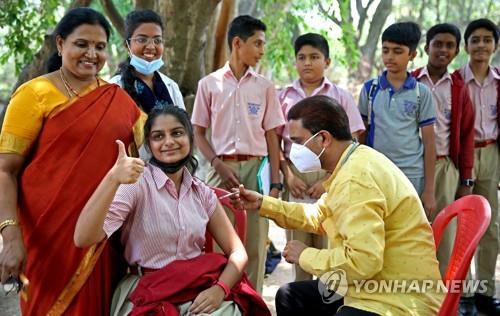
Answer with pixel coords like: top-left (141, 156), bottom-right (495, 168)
top-left (289, 132), bottom-right (325, 173)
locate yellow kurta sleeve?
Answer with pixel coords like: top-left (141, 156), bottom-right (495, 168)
top-left (298, 179), bottom-right (386, 282)
top-left (0, 84), bottom-right (44, 155)
top-left (259, 195), bottom-right (328, 234)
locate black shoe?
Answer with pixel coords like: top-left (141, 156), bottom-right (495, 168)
top-left (459, 297), bottom-right (477, 316)
top-left (474, 294), bottom-right (500, 316)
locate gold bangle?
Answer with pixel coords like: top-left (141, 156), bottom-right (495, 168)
top-left (0, 219), bottom-right (20, 234)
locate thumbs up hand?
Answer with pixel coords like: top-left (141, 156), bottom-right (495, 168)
top-left (109, 140), bottom-right (145, 184)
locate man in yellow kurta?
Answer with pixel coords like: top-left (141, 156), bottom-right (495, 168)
top-left (236, 95), bottom-right (444, 315)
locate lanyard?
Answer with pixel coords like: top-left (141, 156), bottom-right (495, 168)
top-left (339, 142), bottom-right (360, 167)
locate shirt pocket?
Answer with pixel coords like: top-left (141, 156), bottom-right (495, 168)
top-left (246, 97), bottom-right (264, 121)
top-left (489, 104), bottom-right (497, 118)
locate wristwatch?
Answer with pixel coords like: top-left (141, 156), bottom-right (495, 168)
top-left (460, 179), bottom-right (475, 187)
top-left (270, 183), bottom-right (284, 191)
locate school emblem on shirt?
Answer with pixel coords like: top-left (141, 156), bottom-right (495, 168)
top-left (403, 100), bottom-right (417, 115)
top-left (248, 102), bottom-right (262, 116)
top-left (491, 104), bottom-right (497, 116)
top-left (444, 108), bottom-right (452, 120)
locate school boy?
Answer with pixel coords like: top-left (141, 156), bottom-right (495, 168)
top-left (191, 15), bottom-right (285, 294)
top-left (358, 22), bottom-right (437, 216)
top-left (455, 18), bottom-right (499, 316)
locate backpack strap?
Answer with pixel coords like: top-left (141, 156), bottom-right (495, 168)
top-left (363, 78), bottom-right (380, 147)
top-left (415, 81), bottom-right (421, 122)
top-left (366, 77), bottom-right (379, 125)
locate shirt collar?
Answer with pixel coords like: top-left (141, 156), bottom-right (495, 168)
top-left (149, 163), bottom-right (193, 190)
top-left (463, 63), bottom-right (500, 85)
top-left (222, 62), bottom-right (256, 81)
top-left (289, 77), bottom-right (332, 96)
top-left (463, 63), bottom-right (475, 83)
top-left (380, 70), bottom-right (417, 90)
top-left (490, 66), bottom-right (500, 80)
top-left (417, 66), bottom-right (452, 84)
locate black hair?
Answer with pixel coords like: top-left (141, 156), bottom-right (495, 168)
top-left (426, 23), bottom-right (461, 48)
top-left (381, 22), bottom-right (421, 52)
top-left (294, 33), bottom-right (329, 59)
top-left (117, 10), bottom-right (165, 111)
top-left (464, 18), bottom-right (499, 45)
top-left (46, 7), bottom-right (111, 73)
top-left (287, 95), bottom-right (352, 141)
top-left (143, 105), bottom-right (198, 174)
top-left (227, 15), bottom-right (266, 51)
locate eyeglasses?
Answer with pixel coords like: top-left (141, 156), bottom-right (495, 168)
top-left (129, 36), bottom-right (164, 46)
top-left (2, 276), bottom-right (23, 296)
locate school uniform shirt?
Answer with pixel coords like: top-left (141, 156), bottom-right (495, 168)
top-left (103, 164), bottom-right (217, 269)
top-left (259, 144), bottom-right (443, 315)
top-left (415, 66), bottom-right (452, 156)
top-left (191, 62), bottom-right (286, 156)
top-left (358, 71), bottom-right (436, 179)
top-left (459, 64), bottom-right (499, 142)
top-left (278, 78), bottom-right (365, 158)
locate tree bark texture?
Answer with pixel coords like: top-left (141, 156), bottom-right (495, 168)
top-left (155, 0), bottom-right (221, 113)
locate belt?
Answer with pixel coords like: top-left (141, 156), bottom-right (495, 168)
top-left (436, 155), bottom-right (448, 160)
top-left (219, 154), bottom-right (261, 161)
top-left (129, 266), bottom-right (158, 276)
top-left (474, 139), bottom-right (496, 148)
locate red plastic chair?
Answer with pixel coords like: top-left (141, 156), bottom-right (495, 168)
top-left (204, 187), bottom-right (247, 253)
top-left (432, 195), bottom-right (491, 316)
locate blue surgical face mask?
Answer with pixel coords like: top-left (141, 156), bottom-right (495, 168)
top-left (129, 54), bottom-right (164, 75)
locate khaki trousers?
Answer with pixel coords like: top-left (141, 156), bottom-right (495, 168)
top-left (206, 158), bottom-right (269, 294)
top-left (283, 164), bottom-right (328, 281)
top-left (469, 143), bottom-right (499, 296)
top-left (431, 157), bottom-right (459, 277)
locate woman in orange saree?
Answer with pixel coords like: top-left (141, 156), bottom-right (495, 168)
top-left (0, 8), bottom-right (144, 315)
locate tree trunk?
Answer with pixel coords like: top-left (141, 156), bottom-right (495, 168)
top-left (134, 0), bottom-right (155, 10)
top-left (238, 0), bottom-right (257, 15)
top-left (357, 0), bottom-right (392, 81)
top-left (213, 0), bottom-right (237, 71)
top-left (155, 0), bottom-right (221, 113)
top-left (100, 0), bottom-right (125, 38)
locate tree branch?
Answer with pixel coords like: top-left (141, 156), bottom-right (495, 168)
top-left (435, 0), bottom-right (441, 21)
top-left (358, 0), bottom-right (392, 80)
top-left (417, 0), bottom-right (427, 25)
top-left (316, 0), bottom-right (341, 26)
top-left (356, 0), bottom-right (374, 39)
top-left (339, 0), bottom-right (353, 24)
top-left (100, 0), bottom-right (125, 38)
